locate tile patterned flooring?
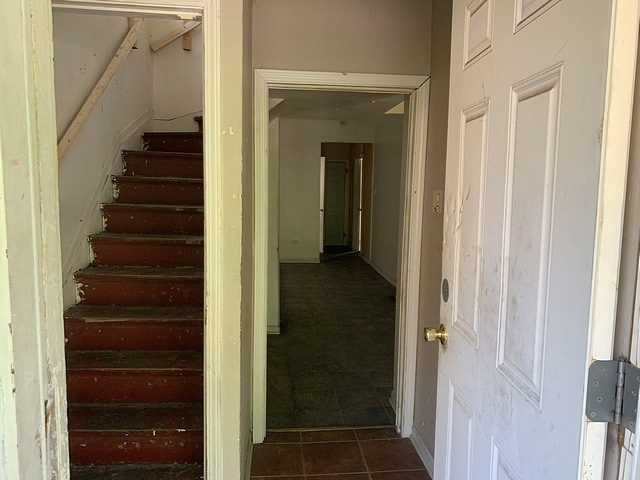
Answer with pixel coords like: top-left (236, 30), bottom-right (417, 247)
top-left (267, 255), bottom-right (397, 429)
top-left (250, 427), bottom-right (432, 479)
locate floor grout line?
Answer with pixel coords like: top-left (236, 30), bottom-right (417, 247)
top-left (355, 433), bottom-right (373, 479)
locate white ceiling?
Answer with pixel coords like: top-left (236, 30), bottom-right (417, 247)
top-left (269, 89), bottom-right (406, 122)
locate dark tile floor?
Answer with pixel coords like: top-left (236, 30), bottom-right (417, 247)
top-left (267, 255), bottom-right (397, 429)
top-left (250, 427), bottom-right (432, 479)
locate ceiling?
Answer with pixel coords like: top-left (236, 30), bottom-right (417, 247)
top-left (269, 89), bottom-right (406, 122)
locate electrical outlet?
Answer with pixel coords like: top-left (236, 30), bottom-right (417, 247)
top-left (432, 190), bottom-right (444, 214)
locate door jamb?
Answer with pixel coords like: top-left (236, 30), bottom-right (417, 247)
top-left (582, 0), bottom-right (640, 475)
top-left (49, 1), bottom-right (224, 477)
top-left (253, 69), bottom-right (430, 442)
top-left (319, 156), bottom-right (326, 252)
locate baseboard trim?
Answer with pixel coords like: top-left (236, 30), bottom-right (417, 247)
top-left (410, 428), bottom-right (434, 478)
top-left (61, 109), bottom-right (152, 290)
top-left (267, 324), bottom-right (281, 335)
top-left (389, 389), bottom-right (397, 412)
top-left (369, 259), bottom-right (397, 287)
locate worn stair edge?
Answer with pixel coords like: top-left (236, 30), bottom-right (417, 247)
top-left (113, 176), bottom-right (203, 206)
top-left (64, 305), bottom-right (204, 322)
top-left (102, 204), bottom-right (204, 235)
top-left (89, 233), bottom-right (204, 267)
top-left (122, 150), bottom-right (203, 159)
top-left (66, 349), bottom-right (202, 369)
top-left (70, 463), bottom-right (204, 480)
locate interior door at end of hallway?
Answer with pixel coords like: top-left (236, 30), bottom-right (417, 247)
top-left (434, 1), bottom-right (622, 478)
top-left (324, 160), bottom-right (347, 246)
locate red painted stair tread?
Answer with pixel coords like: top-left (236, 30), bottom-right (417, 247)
top-left (68, 403), bottom-right (202, 430)
top-left (64, 304), bottom-right (204, 322)
top-left (66, 349), bottom-right (203, 370)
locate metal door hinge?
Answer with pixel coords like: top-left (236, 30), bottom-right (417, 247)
top-left (586, 359), bottom-right (640, 433)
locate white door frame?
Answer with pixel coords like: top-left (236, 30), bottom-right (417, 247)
top-left (45, 1), bottom-right (228, 478)
top-left (253, 69), bottom-right (430, 442)
top-left (583, 1), bottom-right (640, 475)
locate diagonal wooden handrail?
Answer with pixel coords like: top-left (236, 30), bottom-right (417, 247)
top-left (58, 18), bottom-right (144, 163)
top-left (150, 21), bottom-right (201, 52)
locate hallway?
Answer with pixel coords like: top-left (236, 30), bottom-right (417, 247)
top-left (267, 255), bottom-right (397, 429)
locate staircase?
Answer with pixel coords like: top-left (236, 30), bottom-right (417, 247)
top-left (65, 132), bottom-right (205, 479)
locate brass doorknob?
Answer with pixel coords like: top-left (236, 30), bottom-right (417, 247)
top-left (424, 324), bottom-right (448, 345)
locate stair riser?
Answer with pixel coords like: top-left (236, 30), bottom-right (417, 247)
top-left (123, 156), bottom-right (203, 178)
top-left (103, 209), bottom-right (204, 235)
top-left (114, 180), bottom-right (203, 205)
top-left (91, 242), bottom-right (204, 267)
top-left (67, 371), bottom-right (202, 403)
top-left (77, 277), bottom-right (203, 307)
top-left (143, 134), bottom-right (203, 154)
top-left (69, 431), bottom-right (203, 464)
top-left (65, 321), bottom-right (203, 350)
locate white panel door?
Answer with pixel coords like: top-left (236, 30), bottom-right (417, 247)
top-left (435, 0), bottom-right (623, 478)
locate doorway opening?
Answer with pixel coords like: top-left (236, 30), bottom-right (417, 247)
top-left (319, 142), bottom-right (372, 261)
top-left (47, 1), bottom-right (225, 477)
top-left (253, 70), bottom-right (430, 442)
top-left (54, 9), bottom-right (206, 475)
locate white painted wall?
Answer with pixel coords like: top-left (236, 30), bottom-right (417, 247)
top-left (412, 0), bottom-right (452, 469)
top-left (370, 119), bottom-right (404, 285)
top-left (279, 118), bottom-right (375, 263)
top-left (149, 20), bottom-right (203, 132)
top-left (54, 13), bottom-right (153, 306)
top-left (253, 0), bottom-right (432, 76)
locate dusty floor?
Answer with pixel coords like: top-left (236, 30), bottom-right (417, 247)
top-left (267, 255), bottom-right (397, 428)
